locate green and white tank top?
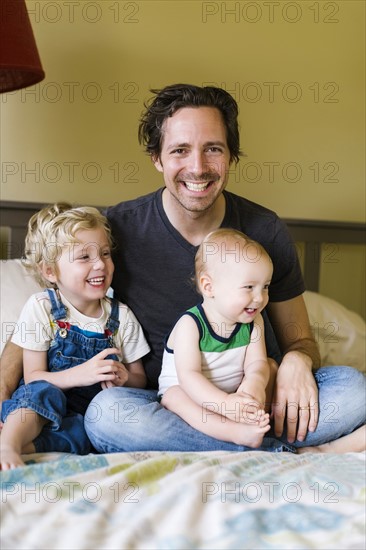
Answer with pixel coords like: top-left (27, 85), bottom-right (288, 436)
top-left (158, 304), bottom-right (253, 396)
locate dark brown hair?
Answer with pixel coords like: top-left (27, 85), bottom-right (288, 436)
top-left (138, 84), bottom-right (242, 164)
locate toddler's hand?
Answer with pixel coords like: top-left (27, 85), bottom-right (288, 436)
top-left (70, 348), bottom-right (122, 387)
top-left (101, 363), bottom-right (129, 389)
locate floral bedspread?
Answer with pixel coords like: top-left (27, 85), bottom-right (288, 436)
top-left (1, 450), bottom-right (365, 549)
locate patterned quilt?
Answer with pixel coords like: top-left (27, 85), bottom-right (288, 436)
top-left (1, 450), bottom-right (365, 549)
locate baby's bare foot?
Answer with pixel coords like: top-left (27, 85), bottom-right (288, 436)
top-left (234, 411), bottom-right (271, 448)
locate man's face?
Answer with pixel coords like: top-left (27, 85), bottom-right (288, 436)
top-left (153, 106), bottom-right (232, 214)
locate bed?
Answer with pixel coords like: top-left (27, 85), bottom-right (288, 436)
top-left (1, 201), bottom-right (365, 550)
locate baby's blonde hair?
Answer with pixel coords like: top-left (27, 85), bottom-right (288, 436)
top-left (23, 202), bottom-right (112, 287)
top-left (194, 228), bottom-right (271, 294)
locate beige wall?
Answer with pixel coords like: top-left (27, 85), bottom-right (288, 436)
top-left (297, 242), bottom-right (365, 320)
top-left (319, 244), bottom-right (365, 320)
top-left (1, 0), bottom-right (365, 316)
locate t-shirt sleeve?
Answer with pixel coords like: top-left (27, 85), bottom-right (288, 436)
top-left (267, 217), bottom-right (305, 302)
top-left (11, 292), bottom-right (54, 351)
top-left (114, 304), bottom-right (151, 364)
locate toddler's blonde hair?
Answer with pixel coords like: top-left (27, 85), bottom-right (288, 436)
top-left (23, 202), bottom-right (112, 287)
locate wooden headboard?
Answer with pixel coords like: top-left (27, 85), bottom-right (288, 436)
top-left (1, 200), bottom-right (365, 293)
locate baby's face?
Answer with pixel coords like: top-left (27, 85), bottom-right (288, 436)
top-left (207, 243), bottom-right (273, 325)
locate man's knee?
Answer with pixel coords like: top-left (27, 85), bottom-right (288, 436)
top-left (84, 387), bottom-right (157, 429)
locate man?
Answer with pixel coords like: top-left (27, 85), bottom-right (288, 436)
top-left (2, 84), bottom-right (365, 453)
top-left (83, 84), bottom-right (365, 453)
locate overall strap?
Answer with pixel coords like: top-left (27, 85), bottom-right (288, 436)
top-left (105, 298), bottom-right (120, 338)
top-left (46, 288), bottom-right (68, 321)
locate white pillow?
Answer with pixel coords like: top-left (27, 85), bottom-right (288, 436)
top-left (0, 259), bottom-right (42, 354)
top-left (304, 290), bottom-right (365, 373)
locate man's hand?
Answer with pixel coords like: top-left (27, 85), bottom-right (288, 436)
top-left (272, 350), bottom-right (319, 443)
top-left (267, 296), bottom-right (321, 443)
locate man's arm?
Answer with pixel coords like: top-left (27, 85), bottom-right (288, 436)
top-left (267, 294), bottom-right (321, 443)
top-left (0, 341), bottom-right (23, 406)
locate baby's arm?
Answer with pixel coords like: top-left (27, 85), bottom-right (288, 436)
top-left (171, 315), bottom-right (255, 422)
top-left (237, 314), bottom-right (270, 409)
top-left (162, 385), bottom-right (270, 448)
top-left (172, 315), bottom-right (231, 409)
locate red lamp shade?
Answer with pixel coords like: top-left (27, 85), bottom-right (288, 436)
top-left (0, 0), bottom-right (45, 93)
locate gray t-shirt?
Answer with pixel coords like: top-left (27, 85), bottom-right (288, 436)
top-left (106, 188), bottom-right (305, 388)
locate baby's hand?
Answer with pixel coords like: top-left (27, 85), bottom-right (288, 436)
top-left (224, 392), bottom-right (264, 424)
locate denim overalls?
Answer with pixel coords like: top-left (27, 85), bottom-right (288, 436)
top-left (1, 289), bottom-right (120, 454)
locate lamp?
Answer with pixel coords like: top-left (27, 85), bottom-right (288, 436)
top-left (0, 0), bottom-right (45, 93)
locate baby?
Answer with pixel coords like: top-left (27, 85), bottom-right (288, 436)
top-left (158, 228), bottom-right (276, 448)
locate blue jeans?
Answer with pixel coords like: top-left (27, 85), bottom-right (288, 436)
top-left (1, 381), bottom-right (91, 454)
top-left (84, 366), bottom-right (365, 453)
